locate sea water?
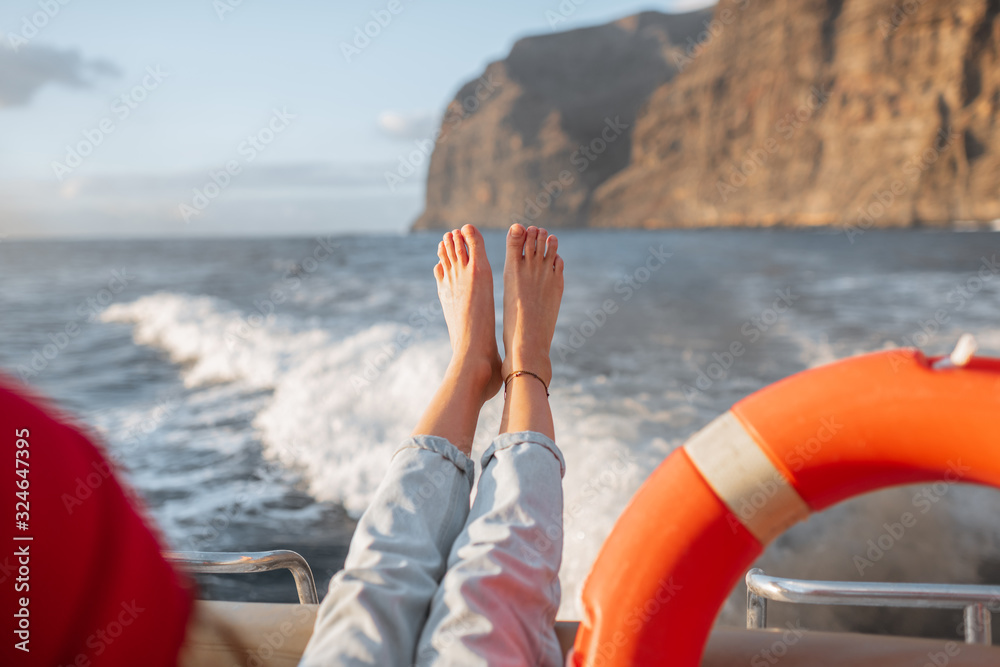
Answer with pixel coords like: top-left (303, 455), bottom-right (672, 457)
top-left (2, 229), bottom-right (999, 636)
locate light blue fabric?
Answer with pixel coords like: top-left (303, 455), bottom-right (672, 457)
top-left (299, 435), bottom-right (474, 666)
top-left (416, 431), bottom-right (565, 667)
top-left (299, 431), bottom-right (565, 667)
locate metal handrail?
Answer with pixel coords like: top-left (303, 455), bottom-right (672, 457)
top-left (746, 568), bottom-right (1000, 645)
top-left (166, 550), bottom-right (320, 605)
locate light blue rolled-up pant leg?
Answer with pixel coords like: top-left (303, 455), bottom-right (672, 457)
top-left (299, 436), bottom-right (474, 667)
top-left (415, 431), bottom-right (566, 667)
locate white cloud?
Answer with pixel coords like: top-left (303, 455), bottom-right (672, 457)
top-left (376, 110), bottom-right (438, 141)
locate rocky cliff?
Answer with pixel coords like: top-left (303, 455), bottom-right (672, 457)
top-left (414, 1), bottom-right (1000, 231)
top-left (412, 10), bottom-right (714, 230)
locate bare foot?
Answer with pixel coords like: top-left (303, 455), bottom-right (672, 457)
top-left (501, 224), bottom-right (564, 388)
top-left (435, 224), bottom-right (503, 403)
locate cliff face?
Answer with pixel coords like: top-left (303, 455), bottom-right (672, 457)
top-left (590, 0), bottom-right (1000, 229)
top-left (415, 1), bottom-right (1000, 231)
top-left (412, 10), bottom-right (714, 230)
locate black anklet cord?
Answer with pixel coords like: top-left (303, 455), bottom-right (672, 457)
top-left (503, 370), bottom-right (549, 397)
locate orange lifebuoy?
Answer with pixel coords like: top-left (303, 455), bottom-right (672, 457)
top-left (571, 349), bottom-right (1000, 666)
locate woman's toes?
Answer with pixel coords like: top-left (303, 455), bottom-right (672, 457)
top-left (554, 255), bottom-right (565, 273)
top-left (433, 262), bottom-right (445, 281)
top-left (460, 224), bottom-right (486, 264)
top-left (545, 234), bottom-right (559, 262)
top-left (443, 231), bottom-right (459, 265)
top-left (452, 228), bottom-right (469, 265)
top-left (438, 241), bottom-right (451, 270)
top-left (525, 226), bottom-right (539, 257)
top-left (535, 229), bottom-right (549, 259)
top-left (506, 223), bottom-right (526, 262)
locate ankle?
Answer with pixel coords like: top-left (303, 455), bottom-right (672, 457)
top-left (503, 353), bottom-right (552, 386)
top-left (446, 356), bottom-right (499, 399)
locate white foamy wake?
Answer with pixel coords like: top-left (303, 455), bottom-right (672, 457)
top-left (103, 292), bottom-right (452, 512)
top-left (103, 292), bottom-right (668, 617)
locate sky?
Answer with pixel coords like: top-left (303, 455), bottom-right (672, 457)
top-left (0, 0), bottom-right (713, 238)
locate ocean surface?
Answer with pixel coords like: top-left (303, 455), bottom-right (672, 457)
top-left (2, 229), bottom-right (999, 637)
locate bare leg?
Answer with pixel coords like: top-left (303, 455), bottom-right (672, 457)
top-left (415, 224), bottom-right (566, 666)
top-left (412, 225), bottom-right (503, 454)
top-left (499, 223), bottom-right (564, 438)
top-left (302, 224), bottom-right (503, 667)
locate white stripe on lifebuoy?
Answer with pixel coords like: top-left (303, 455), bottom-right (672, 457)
top-left (683, 412), bottom-right (810, 544)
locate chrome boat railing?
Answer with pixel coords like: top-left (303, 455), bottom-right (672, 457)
top-left (166, 550), bottom-right (320, 604)
top-left (746, 568), bottom-right (1000, 645)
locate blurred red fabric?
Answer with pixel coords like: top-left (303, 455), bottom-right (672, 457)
top-left (1, 377), bottom-right (193, 667)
